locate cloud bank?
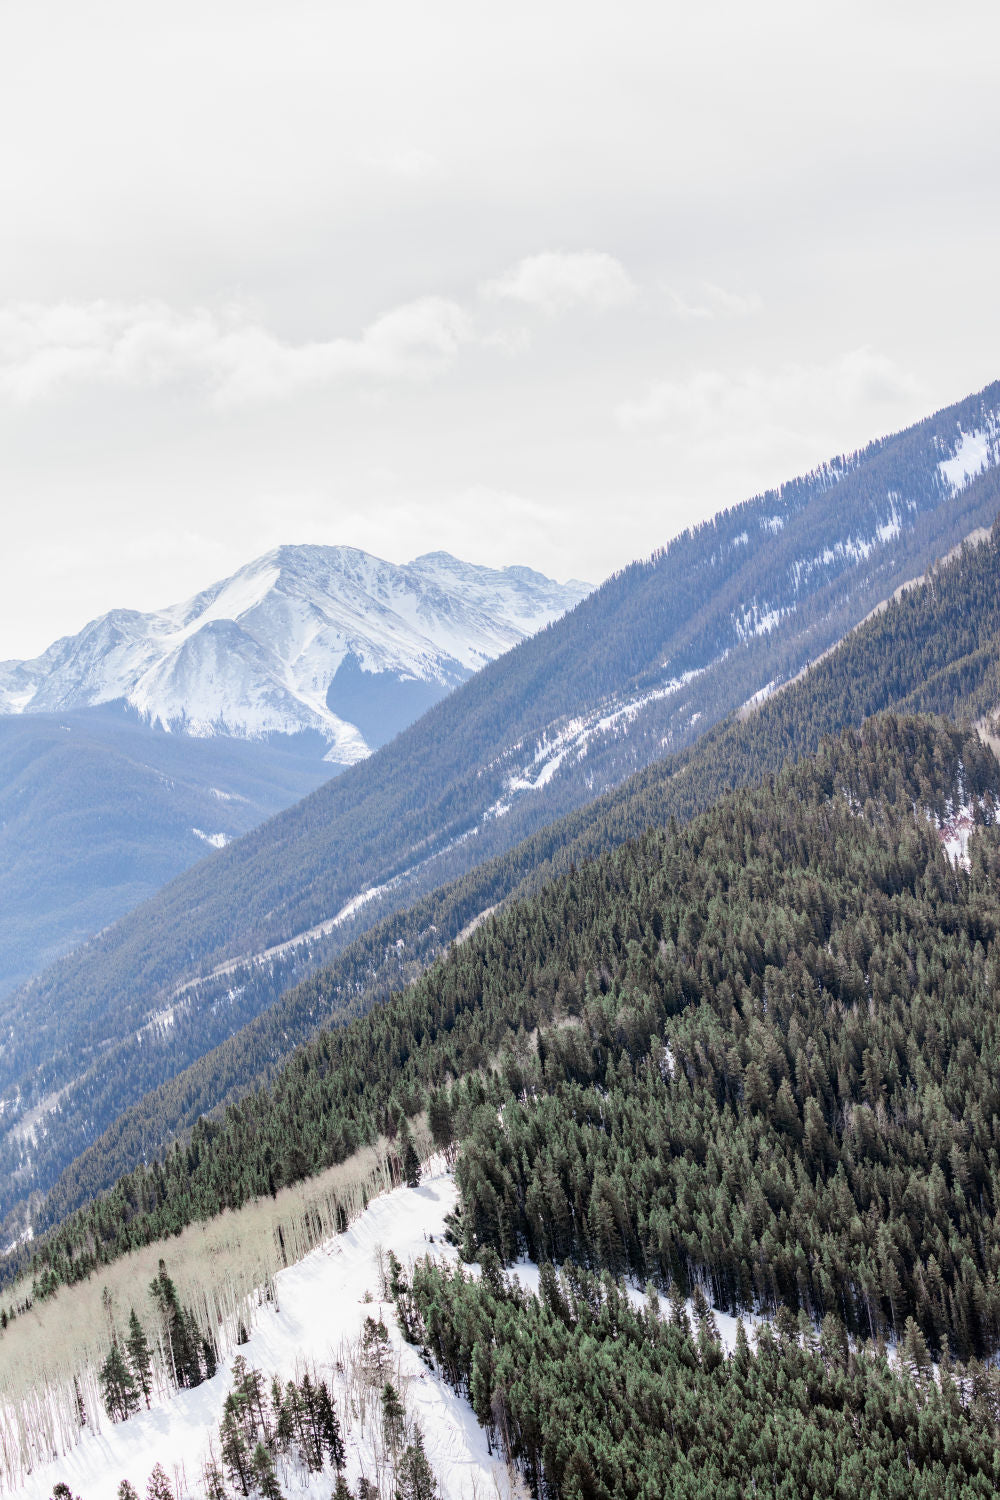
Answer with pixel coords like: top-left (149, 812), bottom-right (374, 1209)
top-left (0, 296), bottom-right (474, 406)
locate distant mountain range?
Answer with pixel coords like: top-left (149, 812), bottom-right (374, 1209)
top-left (0, 546), bottom-right (589, 756)
top-left (0, 549), bottom-right (589, 995)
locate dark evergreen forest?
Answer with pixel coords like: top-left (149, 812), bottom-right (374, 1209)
top-left (401, 1256), bottom-right (1000, 1499)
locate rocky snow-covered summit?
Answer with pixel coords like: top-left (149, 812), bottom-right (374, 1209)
top-left (0, 546), bottom-right (590, 761)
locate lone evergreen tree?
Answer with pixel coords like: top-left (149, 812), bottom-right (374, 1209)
top-left (395, 1428), bottom-right (438, 1500)
top-left (126, 1309), bottom-right (154, 1407)
top-left (145, 1464), bottom-right (174, 1500)
top-left (400, 1126), bottom-right (421, 1188)
top-left (311, 1379), bottom-right (345, 1469)
top-left (381, 1382), bottom-right (405, 1456)
top-left (251, 1443), bottom-right (284, 1500)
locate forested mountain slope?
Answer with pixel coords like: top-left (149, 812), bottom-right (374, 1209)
top-left (3, 383), bottom-right (1000, 1226)
top-left (10, 520), bottom-right (1000, 1241)
top-left (13, 715), bottom-right (1000, 1387)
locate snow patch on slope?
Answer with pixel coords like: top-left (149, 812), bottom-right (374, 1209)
top-left (486, 668), bottom-right (708, 819)
top-left (939, 428), bottom-right (995, 491)
top-left (191, 829), bottom-right (229, 850)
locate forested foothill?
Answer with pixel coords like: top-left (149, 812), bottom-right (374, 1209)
top-left (10, 713), bottom-right (1000, 1368)
top-left (11, 709), bottom-right (1000, 1496)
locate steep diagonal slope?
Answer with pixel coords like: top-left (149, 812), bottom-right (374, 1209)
top-left (3, 379), bottom-right (1000, 1187)
top-left (22, 521), bottom-right (1000, 1238)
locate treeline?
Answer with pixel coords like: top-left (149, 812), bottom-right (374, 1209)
top-left (5, 386), bottom-right (998, 1227)
top-left (401, 1255), bottom-right (1000, 1499)
top-left (12, 716), bottom-right (1000, 1368)
top-left (19, 525), bottom-right (1000, 1245)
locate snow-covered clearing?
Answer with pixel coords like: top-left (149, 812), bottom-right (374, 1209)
top-left (486, 667), bottom-right (709, 819)
top-left (938, 802), bottom-right (979, 871)
top-left (5, 1167), bottom-right (515, 1500)
top-left (939, 428), bottom-right (995, 491)
top-left (191, 829), bottom-right (229, 850)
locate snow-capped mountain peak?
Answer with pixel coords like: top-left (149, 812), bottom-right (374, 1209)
top-left (0, 545), bottom-right (590, 761)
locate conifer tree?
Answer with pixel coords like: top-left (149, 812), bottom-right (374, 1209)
top-left (117, 1482), bottom-right (139, 1500)
top-left (145, 1464), bottom-right (174, 1500)
top-left (220, 1405), bottom-right (252, 1496)
top-left (381, 1382), bottom-right (405, 1456)
top-left (395, 1429), bottom-right (438, 1500)
top-left (400, 1126), bottom-right (421, 1188)
top-left (99, 1340), bottom-right (140, 1422)
top-left (251, 1444), bottom-right (283, 1500)
top-left (313, 1381), bottom-right (345, 1469)
top-left (126, 1309), bottom-right (154, 1407)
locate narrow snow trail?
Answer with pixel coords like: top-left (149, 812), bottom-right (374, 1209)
top-left (8, 1170), bottom-right (511, 1500)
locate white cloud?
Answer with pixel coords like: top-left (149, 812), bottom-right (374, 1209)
top-left (665, 282), bottom-right (763, 320)
top-left (616, 348), bottom-right (923, 435)
top-left (0, 296), bottom-right (473, 406)
top-left (482, 251), bottom-right (636, 315)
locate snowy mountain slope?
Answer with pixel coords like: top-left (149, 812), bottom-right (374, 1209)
top-left (5, 1169), bottom-right (515, 1500)
top-left (0, 547), bottom-right (589, 759)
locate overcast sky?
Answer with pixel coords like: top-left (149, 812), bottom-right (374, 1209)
top-left (2, 0), bottom-right (999, 658)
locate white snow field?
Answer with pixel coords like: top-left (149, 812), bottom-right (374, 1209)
top-left (6, 1167), bottom-right (517, 1500)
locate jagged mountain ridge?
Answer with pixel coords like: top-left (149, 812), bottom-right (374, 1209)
top-left (3, 378), bottom-right (1000, 1207)
top-left (0, 545), bottom-right (590, 758)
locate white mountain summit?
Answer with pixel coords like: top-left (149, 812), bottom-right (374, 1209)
top-left (0, 545), bottom-right (590, 761)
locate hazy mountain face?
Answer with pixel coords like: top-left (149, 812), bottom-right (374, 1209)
top-left (0, 546), bottom-right (589, 996)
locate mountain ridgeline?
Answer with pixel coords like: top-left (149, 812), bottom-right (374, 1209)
top-left (3, 380), bottom-right (1000, 1237)
top-left (16, 519), bottom-right (1000, 1240)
